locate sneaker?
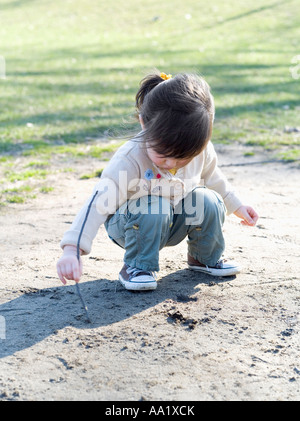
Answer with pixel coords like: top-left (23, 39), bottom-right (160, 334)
top-left (187, 254), bottom-right (241, 277)
top-left (119, 264), bottom-right (157, 291)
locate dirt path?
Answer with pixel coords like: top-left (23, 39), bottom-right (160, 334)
top-left (0, 145), bottom-right (299, 401)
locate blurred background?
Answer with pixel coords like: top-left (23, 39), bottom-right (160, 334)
top-left (0, 0), bottom-right (299, 204)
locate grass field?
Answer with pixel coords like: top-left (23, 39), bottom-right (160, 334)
top-left (0, 0), bottom-right (299, 204)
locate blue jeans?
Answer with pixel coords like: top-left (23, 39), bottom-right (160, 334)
top-left (104, 187), bottom-right (226, 272)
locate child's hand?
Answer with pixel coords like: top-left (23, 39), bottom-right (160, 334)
top-left (56, 245), bottom-right (83, 285)
top-left (233, 205), bottom-right (259, 226)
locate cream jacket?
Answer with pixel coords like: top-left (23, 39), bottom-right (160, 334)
top-left (60, 136), bottom-right (242, 255)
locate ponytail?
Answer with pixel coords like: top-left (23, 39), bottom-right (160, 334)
top-left (135, 71), bottom-right (164, 111)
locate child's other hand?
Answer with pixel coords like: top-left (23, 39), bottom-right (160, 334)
top-left (233, 205), bottom-right (259, 226)
top-left (56, 246), bottom-right (83, 285)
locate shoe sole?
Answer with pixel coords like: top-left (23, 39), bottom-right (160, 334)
top-left (188, 264), bottom-right (241, 277)
top-left (118, 274), bottom-right (157, 291)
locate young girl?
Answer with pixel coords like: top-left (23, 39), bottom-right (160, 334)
top-left (57, 71), bottom-right (258, 291)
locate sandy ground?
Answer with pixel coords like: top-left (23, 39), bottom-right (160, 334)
top-left (0, 144), bottom-right (299, 401)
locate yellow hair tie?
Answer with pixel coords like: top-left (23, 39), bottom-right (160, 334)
top-left (160, 72), bottom-right (172, 81)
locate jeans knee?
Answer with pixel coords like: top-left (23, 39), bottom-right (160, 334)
top-left (181, 188), bottom-right (224, 226)
top-left (127, 195), bottom-right (172, 228)
top-left (203, 189), bottom-right (225, 222)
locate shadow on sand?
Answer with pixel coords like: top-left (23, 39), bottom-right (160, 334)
top-left (0, 269), bottom-right (235, 358)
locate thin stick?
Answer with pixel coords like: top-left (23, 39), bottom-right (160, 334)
top-left (74, 190), bottom-right (99, 324)
top-left (75, 282), bottom-right (91, 323)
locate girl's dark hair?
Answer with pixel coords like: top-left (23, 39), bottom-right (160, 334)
top-left (135, 70), bottom-right (215, 159)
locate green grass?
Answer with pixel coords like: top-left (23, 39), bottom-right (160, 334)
top-left (0, 0), bottom-right (299, 205)
top-left (4, 168), bottom-right (48, 182)
top-left (40, 186), bottom-right (54, 193)
top-left (79, 169), bottom-right (104, 180)
top-left (0, 184), bottom-right (35, 204)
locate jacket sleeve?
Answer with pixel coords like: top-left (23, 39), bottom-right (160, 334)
top-left (201, 141), bottom-right (243, 215)
top-left (60, 155), bottom-right (140, 255)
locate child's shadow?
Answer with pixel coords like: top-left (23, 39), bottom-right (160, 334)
top-left (0, 270), bottom-right (234, 358)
